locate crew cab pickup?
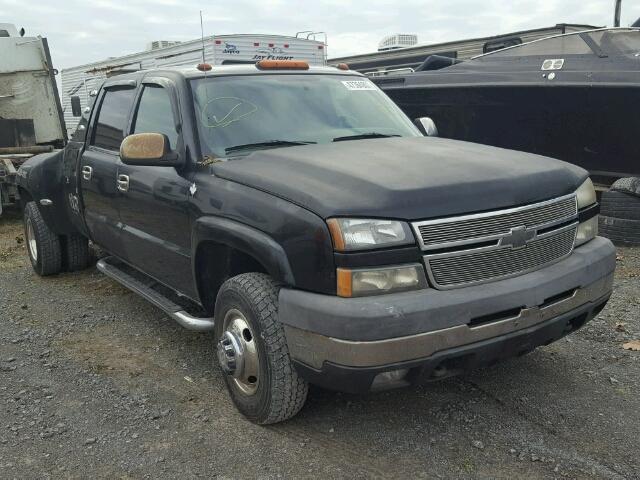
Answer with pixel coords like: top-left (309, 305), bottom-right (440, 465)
top-left (16, 60), bottom-right (615, 424)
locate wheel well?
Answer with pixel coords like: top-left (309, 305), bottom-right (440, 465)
top-left (195, 241), bottom-right (269, 314)
top-left (18, 187), bottom-right (33, 208)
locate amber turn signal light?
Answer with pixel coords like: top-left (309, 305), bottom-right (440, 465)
top-left (256, 59), bottom-right (310, 70)
top-left (197, 63), bottom-right (212, 71)
top-left (336, 268), bottom-right (353, 298)
top-left (326, 218), bottom-right (346, 251)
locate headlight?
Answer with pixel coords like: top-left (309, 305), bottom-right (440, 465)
top-left (575, 215), bottom-right (598, 246)
top-left (576, 178), bottom-right (596, 209)
top-left (574, 178), bottom-right (598, 246)
top-left (337, 264), bottom-right (427, 297)
top-left (327, 218), bottom-right (414, 251)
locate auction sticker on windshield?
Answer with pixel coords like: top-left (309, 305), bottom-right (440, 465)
top-left (341, 80), bottom-right (377, 91)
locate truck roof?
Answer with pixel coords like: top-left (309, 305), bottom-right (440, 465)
top-left (105, 64), bottom-right (363, 83)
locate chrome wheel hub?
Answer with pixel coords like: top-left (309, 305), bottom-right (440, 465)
top-left (216, 309), bottom-right (259, 395)
top-left (26, 219), bottom-right (37, 261)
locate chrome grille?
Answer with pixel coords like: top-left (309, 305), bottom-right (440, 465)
top-left (414, 195), bottom-right (577, 250)
top-left (427, 226), bottom-right (577, 288)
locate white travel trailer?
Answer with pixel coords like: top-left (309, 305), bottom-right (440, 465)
top-left (60, 33), bottom-right (328, 135)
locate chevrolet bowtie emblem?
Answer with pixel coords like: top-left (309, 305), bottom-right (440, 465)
top-left (501, 226), bottom-right (536, 249)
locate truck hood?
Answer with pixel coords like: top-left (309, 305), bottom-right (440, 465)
top-left (212, 137), bottom-right (587, 220)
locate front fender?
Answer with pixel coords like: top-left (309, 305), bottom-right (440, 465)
top-left (192, 216), bottom-right (296, 286)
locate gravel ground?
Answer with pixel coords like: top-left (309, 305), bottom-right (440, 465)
top-left (1, 209), bottom-right (639, 479)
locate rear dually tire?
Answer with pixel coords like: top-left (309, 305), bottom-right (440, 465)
top-left (23, 201), bottom-right (62, 276)
top-left (64, 233), bottom-right (92, 271)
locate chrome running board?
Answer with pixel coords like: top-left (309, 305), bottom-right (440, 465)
top-left (96, 257), bottom-right (215, 332)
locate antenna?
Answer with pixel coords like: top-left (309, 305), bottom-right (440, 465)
top-left (200, 10), bottom-right (206, 64)
top-left (614, 0), bottom-right (622, 27)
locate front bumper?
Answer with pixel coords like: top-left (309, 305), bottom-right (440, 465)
top-left (279, 237), bottom-right (616, 393)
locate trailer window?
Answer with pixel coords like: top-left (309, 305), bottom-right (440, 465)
top-left (483, 36), bottom-right (522, 53)
top-left (92, 88), bottom-right (136, 151)
top-left (480, 34), bottom-right (592, 58)
top-left (132, 86), bottom-right (178, 150)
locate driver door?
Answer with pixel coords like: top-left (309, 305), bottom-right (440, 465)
top-left (116, 80), bottom-right (194, 296)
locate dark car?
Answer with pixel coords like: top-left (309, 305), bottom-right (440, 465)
top-left (15, 60), bottom-right (615, 424)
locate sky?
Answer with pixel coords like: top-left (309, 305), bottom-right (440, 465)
top-left (2, 0), bottom-right (640, 69)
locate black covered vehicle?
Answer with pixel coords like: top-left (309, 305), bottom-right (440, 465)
top-left (373, 28), bottom-right (640, 245)
top-left (373, 27), bottom-right (640, 186)
top-left (15, 60), bottom-right (615, 424)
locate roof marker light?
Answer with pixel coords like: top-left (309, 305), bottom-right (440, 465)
top-left (197, 63), bottom-right (213, 71)
top-left (336, 63), bottom-right (349, 71)
top-left (256, 59), bottom-right (310, 70)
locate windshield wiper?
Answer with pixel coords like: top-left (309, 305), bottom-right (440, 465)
top-left (332, 133), bottom-right (401, 142)
top-left (225, 140), bottom-right (316, 154)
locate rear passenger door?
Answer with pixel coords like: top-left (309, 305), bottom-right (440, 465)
top-left (79, 85), bottom-right (136, 255)
top-left (116, 80), bottom-right (194, 296)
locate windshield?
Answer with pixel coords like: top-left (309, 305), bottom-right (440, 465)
top-left (586, 30), bottom-right (640, 55)
top-left (478, 29), bottom-right (640, 59)
top-left (191, 74), bottom-right (420, 157)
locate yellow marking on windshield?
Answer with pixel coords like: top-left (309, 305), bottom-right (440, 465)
top-left (201, 96), bottom-right (258, 128)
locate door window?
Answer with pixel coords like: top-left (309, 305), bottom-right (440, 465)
top-left (132, 85), bottom-right (179, 149)
top-left (92, 88), bottom-right (136, 151)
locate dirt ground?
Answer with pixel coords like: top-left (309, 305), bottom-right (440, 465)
top-left (1, 209), bottom-right (639, 479)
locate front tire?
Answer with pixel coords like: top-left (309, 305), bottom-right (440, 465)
top-left (214, 273), bottom-right (308, 424)
top-left (23, 201), bottom-right (62, 276)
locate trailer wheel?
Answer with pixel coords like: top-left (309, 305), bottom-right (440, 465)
top-left (23, 201), bottom-right (62, 276)
top-left (64, 234), bottom-right (92, 271)
top-left (214, 273), bottom-right (308, 424)
top-left (600, 190), bottom-right (640, 221)
top-left (599, 215), bottom-right (640, 247)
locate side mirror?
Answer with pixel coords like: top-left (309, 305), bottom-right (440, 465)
top-left (120, 133), bottom-right (182, 167)
top-left (414, 117), bottom-right (439, 137)
top-left (71, 96), bottom-right (82, 117)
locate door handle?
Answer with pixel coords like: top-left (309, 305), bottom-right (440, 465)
top-left (81, 165), bottom-right (92, 181)
top-left (117, 174), bottom-right (130, 192)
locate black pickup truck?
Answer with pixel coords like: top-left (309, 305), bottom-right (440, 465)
top-left (15, 60), bottom-right (615, 424)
